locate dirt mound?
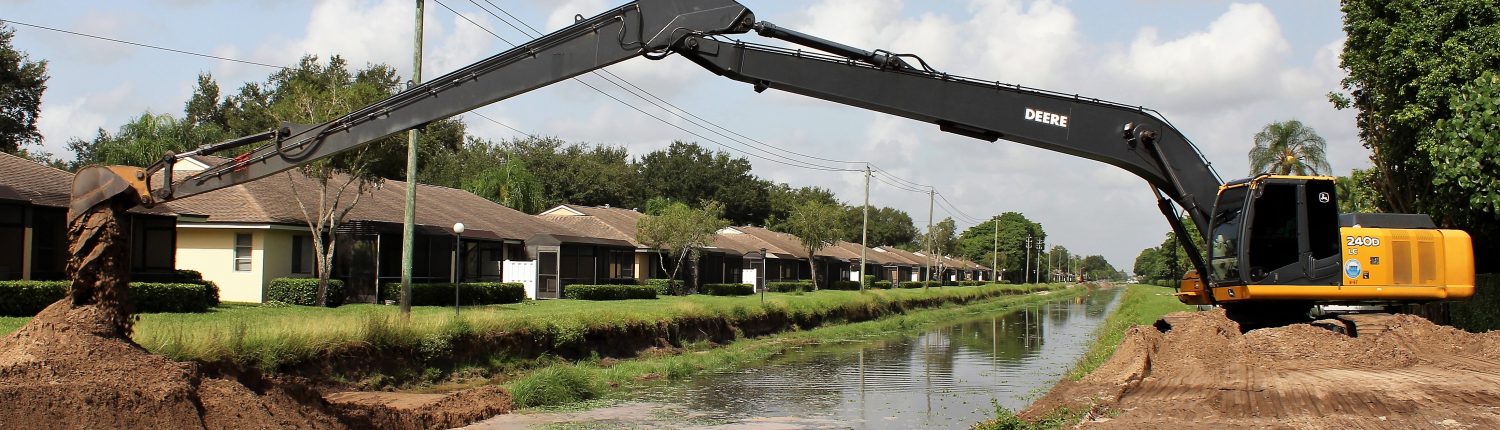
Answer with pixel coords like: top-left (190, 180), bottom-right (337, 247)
top-left (1026, 309), bottom-right (1500, 429)
top-left (0, 300), bottom-right (513, 429)
top-left (0, 300), bottom-right (344, 429)
top-left (327, 387), bottom-right (512, 429)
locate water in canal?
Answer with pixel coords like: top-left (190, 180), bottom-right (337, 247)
top-left (473, 287), bottom-right (1124, 429)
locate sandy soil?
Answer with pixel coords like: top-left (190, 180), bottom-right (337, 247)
top-left (1025, 310), bottom-right (1500, 429)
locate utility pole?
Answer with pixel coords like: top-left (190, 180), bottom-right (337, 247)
top-left (859, 165), bottom-right (870, 291)
top-left (925, 188), bottom-right (934, 288)
top-left (991, 216), bottom-right (999, 283)
top-left (399, 0), bottom-right (424, 317)
top-left (1020, 233), bottom-right (1032, 284)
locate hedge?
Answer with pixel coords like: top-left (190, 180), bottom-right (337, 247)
top-left (700, 283), bottom-right (755, 296)
top-left (266, 278), bottom-right (346, 307)
top-left (562, 284), bottom-right (657, 300)
top-left (871, 280), bottom-right (893, 289)
top-left (133, 269), bottom-right (219, 307)
top-left (767, 281), bottom-right (811, 292)
top-left (958, 280), bottom-right (986, 286)
top-left (826, 280), bottom-right (862, 290)
top-left (0, 280), bottom-right (212, 316)
top-left (645, 279), bottom-right (685, 296)
top-left (899, 280), bottom-right (943, 289)
top-left (862, 275), bottom-right (876, 288)
top-left (380, 282), bottom-right (527, 306)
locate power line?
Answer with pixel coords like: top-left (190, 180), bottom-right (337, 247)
top-left (470, 111), bottom-right (535, 138)
top-left (473, 0), bottom-right (871, 169)
top-left (433, 0), bottom-right (853, 172)
top-left (0, 18), bottom-right (288, 70)
top-left (444, 0), bottom-right (856, 173)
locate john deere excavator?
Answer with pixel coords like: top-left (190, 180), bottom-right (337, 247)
top-left (66, 0), bottom-right (1472, 327)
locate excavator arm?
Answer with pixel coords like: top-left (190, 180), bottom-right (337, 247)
top-left (71, 0), bottom-right (1225, 292)
top-left (68, 0), bottom-right (756, 221)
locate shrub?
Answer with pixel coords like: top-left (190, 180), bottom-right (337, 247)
top-left (131, 283), bottom-right (212, 313)
top-left (826, 280), bottom-right (862, 290)
top-left (0, 280), bottom-right (211, 316)
top-left (133, 269), bottom-right (219, 307)
top-left (599, 278), bottom-right (640, 286)
top-left (700, 283), bottom-right (754, 296)
top-left (899, 280), bottom-right (942, 289)
top-left (562, 284), bottom-right (657, 300)
top-left (871, 280), bottom-right (893, 289)
top-left (645, 279), bottom-right (685, 296)
top-left (0, 280), bottom-right (67, 316)
top-left (380, 282), bottom-right (526, 306)
top-left (862, 274), bottom-right (876, 288)
top-left (959, 280), bottom-right (986, 286)
top-left (266, 278), bottom-right (346, 307)
top-left (766, 281), bottom-right (812, 292)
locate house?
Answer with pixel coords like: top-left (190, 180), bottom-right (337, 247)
top-left (836, 242), bottom-right (918, 283)
top-left (534, 204), bottom-right (659, 295)
top-left (0, 153), bottom-right (179, 281)
top-left (162, 156), bottom-right (571, 303)
top-left (877, 246), bottom-right (933, 282)
top-left (729, 226), bottom-right (862, 287)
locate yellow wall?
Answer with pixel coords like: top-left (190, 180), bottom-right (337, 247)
top-left (175, 227), bottom-right (310, 303)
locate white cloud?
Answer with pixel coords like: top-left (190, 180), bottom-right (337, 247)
top-left (37, 84), bottom-right (135, 154)
top-left (1102, 3), bottom-right (1289, 110)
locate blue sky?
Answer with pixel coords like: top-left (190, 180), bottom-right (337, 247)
top-left (2, 0), bottom-right (1360, 267)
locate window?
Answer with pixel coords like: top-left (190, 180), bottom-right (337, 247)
top-left (1246, 184), bottom-right (1300, 280)
top-left (233, 233), bottom-right (253, 272)
top-left (292, 235), bottom-right (314, 274)
top-left (1209, 187), bottom-right (1246, 283)
top-left (1305, 181), bottom-right (1340, 260)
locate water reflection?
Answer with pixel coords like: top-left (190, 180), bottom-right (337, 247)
top-left (641, 288), bottom-right (1124, 429)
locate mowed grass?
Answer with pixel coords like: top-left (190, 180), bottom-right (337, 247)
top-left (0, 284), bottom-right (1060, 373)
top-left (1065, 283), bottom-right (1193, 380)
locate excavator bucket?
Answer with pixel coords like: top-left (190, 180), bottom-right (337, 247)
top-left (68, 165), bottom-right (148, 223)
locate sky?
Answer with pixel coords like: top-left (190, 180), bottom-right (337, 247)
top-left (1, 0), bottom-right (1361, 268)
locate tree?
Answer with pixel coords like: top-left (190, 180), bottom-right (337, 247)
top-left (636, 201), bottom-right (729, 292)
top-left (1333, 0), bottom-right (1500, 264)
top-left (765, 183), bottom-right (839, 231)
top-left (495, 136), bottom-right (636, 210)
top-left (1335, 168), bottom-right (1380, 214)
top-left (1248, 119), bottom-right (1331, 176)
top-left (636, 141), bottom-right (770, 225)
top-left (463, 157), bottom-right (545, 213)
top-left (785, 201), bottom-right (846, 291)
top-left (0, 24), bottom-right (47, 155)
top-left (67, 112), bottom-right (226, 169)
top-left (1047, 245), bottom-right (1071, 280)
top-left (921, 217), bottom-right (957, 283)
top-left (958, 212), bottom-right (1043, 283)
top-left (841, 206), bottom-right (918, 247)
top-left (1080, 255), bottom-right (1116, 281)
top-left (1430, 70), bottom-right (1500, 246)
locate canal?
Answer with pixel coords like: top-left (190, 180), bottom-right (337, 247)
top-left (471, 287), bottom-right (1124, 429)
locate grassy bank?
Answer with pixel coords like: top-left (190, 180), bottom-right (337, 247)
top-left (502, 284), bottom-right (1085, 409)
top-left (0, 283), bottom-right (1066, 387)
top-left (973, 284), bottom-right (1191, 430)
top-left (1064, 284), bottom-right (1192, 380)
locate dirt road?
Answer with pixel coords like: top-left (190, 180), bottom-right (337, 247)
top-left (1026, 310), bottom-right (1500, 429)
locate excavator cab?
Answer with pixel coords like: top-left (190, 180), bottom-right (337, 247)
top-left (1194, 175), bottom-right (1474, 308)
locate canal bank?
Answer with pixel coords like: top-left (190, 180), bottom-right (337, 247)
top-left (468, 284), bottom-right (1116, 428)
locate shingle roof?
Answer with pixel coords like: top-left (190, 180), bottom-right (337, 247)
top-left (0, 152), bottom-right (75, 207)
top-left (0, 152), bottom-right (178, 216)
top-left (537, 204), bottom-right (644, 247)
top-left (160, 157), bottom-right (573, 242)
top-left (733, 226), bottom-right (856, 261)
top-left (877, 246), bottom-right (929, 267)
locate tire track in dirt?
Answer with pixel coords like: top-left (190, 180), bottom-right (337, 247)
top-left (1024, 310), bottom-right (1500, 429)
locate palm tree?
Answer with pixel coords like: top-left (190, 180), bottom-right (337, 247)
top-left (1248, 119), bottom-right (1331, 176)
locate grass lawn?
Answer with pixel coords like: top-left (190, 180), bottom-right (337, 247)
top-left (0, 284), bottom-right (1064, 378)
top-left (1066, 283), bottom-right (1194, 380)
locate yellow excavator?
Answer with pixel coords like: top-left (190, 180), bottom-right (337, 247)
top-left (66, 0), bottom-right (1472, 326)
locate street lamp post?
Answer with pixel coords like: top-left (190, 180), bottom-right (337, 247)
top-left (759, 248), bottom-right (768, 306)
top-left (453, 222), bottom-right (465, 317)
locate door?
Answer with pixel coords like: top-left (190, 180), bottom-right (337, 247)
top-left (537, 247), bottom-right (560, 299)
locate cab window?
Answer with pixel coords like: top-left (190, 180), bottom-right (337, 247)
top-left (1209, 187), bottom-right (1246, 283)
top-left (1246, 184), bottom-right (1299, 280)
